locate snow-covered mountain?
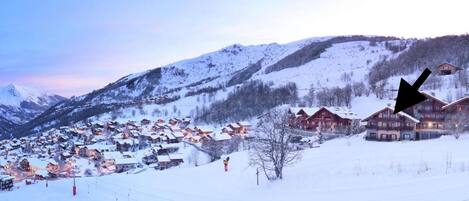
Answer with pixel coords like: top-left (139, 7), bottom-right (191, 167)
top-left (0, 84), bottom-right (65, 137)
top-left (8, 35), bottom-right (468, 139)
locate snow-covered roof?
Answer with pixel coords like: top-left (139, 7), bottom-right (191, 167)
top-left (213, 133), bottom-right (232, 141)
top-left (421, 92), bottom-right (448, 105)
top-left (35, 169), bottom-right (49, 177)
top-left (442, 96), bottom-right (468, 109)
top-left (103, 152), bottom-right (124, 160)
top-left (196, 126), bottom-right (213, 132)
top-left (238, 121), bottom-right (251, 127)
top-left (157, 155), bottom-right (170, 162)
top-left (223, 127), bottom-right (234, 132)
top-left (361, 107), bottom-right (420, 123)
top-left (85, 144), bottom-right (116, 151)
top-left (172, 131), bottom-right (184, 138)
top-left (28, 158), bottom-right (49, 168)
top-left (169, 153), bottom-right (184, 160)
top-left (115, 158), bottom-right (139, 165)
top-left (229, 123), bottom-right (241, 128)
top-left (323, 107), bottom-right (359, 120)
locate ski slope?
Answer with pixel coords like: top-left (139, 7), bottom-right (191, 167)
top-left (3, 134), bottom-right (469, 201)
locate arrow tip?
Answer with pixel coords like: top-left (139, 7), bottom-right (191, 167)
top-left (393, 78), bottom-right (427, 114)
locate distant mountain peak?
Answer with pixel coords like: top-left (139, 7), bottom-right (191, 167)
top-left (0, 84), bottom-right (66, 135)
top-left (0, 83), bottom-right (51, 107)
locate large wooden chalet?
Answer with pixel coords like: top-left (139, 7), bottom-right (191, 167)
top-left (362, 107), bottom-right (420, 141)
top-left (289, 107), bottom-right (358, 133)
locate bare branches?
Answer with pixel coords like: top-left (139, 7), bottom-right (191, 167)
top-left (249, 108), bottom-right (302, 180)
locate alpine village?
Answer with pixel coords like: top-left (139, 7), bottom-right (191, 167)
top-left (0, 60), bottom-right (468, 192)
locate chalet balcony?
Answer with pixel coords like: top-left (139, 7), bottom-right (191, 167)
top-left (364, 125), bottom-right (414, 131)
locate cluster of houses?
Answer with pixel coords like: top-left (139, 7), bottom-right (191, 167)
top-left (289, 93), bottom-right (468, 142)
top-left (362, 94), bottom-right (468, 141)
top-left (0, 117), bottom-right (251, 188)
top-left (288, 106), bottom-right (359, 134)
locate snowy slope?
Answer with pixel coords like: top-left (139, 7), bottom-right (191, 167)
top-left (11, 35), bottom-right (468, 138)
top-left (3, 134), bottom-right (469, 201)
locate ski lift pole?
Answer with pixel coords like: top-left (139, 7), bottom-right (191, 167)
top-left (72, 176), bottom-right (77, 196)
top-left (256, 168), bottom-right (259, 186)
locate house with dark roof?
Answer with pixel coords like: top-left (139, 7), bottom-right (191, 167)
top-left (437, 63), bottom-right (463, 75)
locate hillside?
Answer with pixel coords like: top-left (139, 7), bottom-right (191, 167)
top-left (8, 35), bottom-right (469, 139)
top-left (3, 134), bottom-right (469, 201)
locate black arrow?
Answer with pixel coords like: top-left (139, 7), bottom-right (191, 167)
top-left (393, 68), bottom-right (432, 114)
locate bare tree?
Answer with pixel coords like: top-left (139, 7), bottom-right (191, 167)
top-left (249, 108), bottom-right (302, 180)
top-left (445, 112), bottom-right (468, 139)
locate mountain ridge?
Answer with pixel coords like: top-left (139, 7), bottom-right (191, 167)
top-left (5, 35), bottom-right (469, 139)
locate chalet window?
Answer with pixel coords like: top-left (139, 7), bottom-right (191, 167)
top-left (378, 122), bottom-right (382, 127)
top-left (379, 113), bottom-right (383, 118)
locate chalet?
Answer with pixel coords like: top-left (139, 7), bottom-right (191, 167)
top-left (305, 107), bottom-right (358, 133)
top-left (237, 121), bottom-right (251, 134)
top-left (403, 92), bottom-right (449, 139)
top-left (156, 144), bottom-right (179, 155)
top-left (35, 169), bottom-right (49, 180)
top-left (115, 139), bottom-right (139, 152)
top-left (227, 123), bottom-right (242, 133)
top-left (195, 126), bottom-right (213, 137)
top-left (157, 155), bottom-right (171, 170)
top-left (19, 158), bottom-right (31, 171)
top-left (169, 154), bottom-right (184, 167)
top-left (362, 107), bottom-right (420, 141)
top-left (171, 131), bottom-right (184, 142)
top-left (288, 107), bottom-right (317, 129)
top-left (141, 119), bottom-right (151, 125)
top-left (169, 118), bottom-right (180, 126)
top-left (437, 63), bottom-right (463, 75)
top-left (46, 160), bottom-right (59, 176)
top-left (115, 158), bottom-right (139, 173)
top-left (222, 126), bottom-right (235, 135)
top-left (85, 144), bottom-right (117, 159)
top-left (0, 175), bottom-right (14, 191)
top-left (211, 132), bottom-right (232, 146)
top-left (442, 96), bottom-right (469, 131)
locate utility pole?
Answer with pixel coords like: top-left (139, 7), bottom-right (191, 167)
top-left (72, 176), bottom-right (77, 196)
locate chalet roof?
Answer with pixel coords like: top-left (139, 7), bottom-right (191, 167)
top-left (442, 96), bottom-right (469, 109)
top-left (169, 153), bottom-right (184, 160)
top-left (223, 127), bottom-right (234, 132)
top-left (157, 155), bottom-right (170, 162)
top-left (438, 63), bottom-right (463, 69)
top-left (86, 144), bottom-right (116, 151)
top-left (289, 107), bottom-right (319, 116)
top-left (229, 123), bottom-right (241, 128)
top-left (115, 157), bottom-right (138, 165)
top-left (172, 131), bottom-right (184, 138)
top-left (323, 107), bottom-right (359, 120)
top-left (213, 133), bottom-right (232, 141)
top-left (28, 158), bottom-right (49, 168)
top-left (421, 92), bottom-right (448, 105)
top-left (196, 126), bottom-right (213, 132)
top-left (361, 107), bottom-right (420, 123)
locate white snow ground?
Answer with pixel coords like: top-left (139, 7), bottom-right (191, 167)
top-left (3, 134), bottom-right (469, 201)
